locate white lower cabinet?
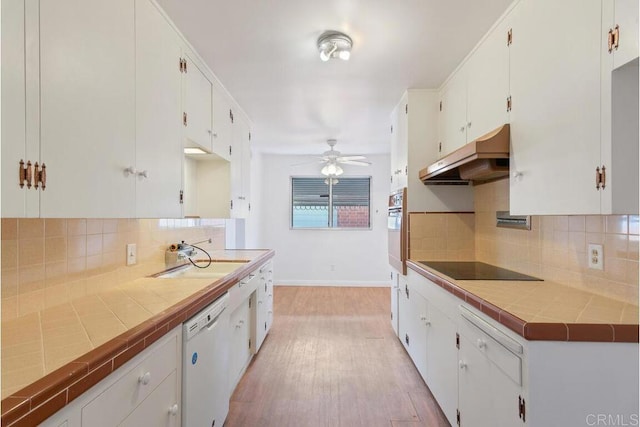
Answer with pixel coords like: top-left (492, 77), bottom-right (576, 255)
top-left (228, 298), bottom-right (251, 394)
top-left (119, 370), bottom-right (179, 427)
top-left (404, 269), bottom-right (639, 427)
top-left (424, 302), bottom-right (458, 425)
top-left (41, 327), bottom-right (182, 427)
top-left (227, 261), bottom-right (274, 395)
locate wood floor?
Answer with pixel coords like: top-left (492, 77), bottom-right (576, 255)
top-left (225, 286), bottom-right (450, 427)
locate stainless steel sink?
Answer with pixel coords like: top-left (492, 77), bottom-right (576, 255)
top-left (156, 261), bottom-right (249, 279)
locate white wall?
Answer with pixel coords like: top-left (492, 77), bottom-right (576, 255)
top-left (250, 153), bottom-right (391, 286)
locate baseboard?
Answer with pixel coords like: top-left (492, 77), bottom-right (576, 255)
top-left (275, 281), bottom-right (390, 288)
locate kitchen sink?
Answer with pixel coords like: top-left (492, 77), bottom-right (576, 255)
top-left (156, 261), bottom-right (249, 279)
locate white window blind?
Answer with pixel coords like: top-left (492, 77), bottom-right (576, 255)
top-left (291, 177), bottom-right (371, 228)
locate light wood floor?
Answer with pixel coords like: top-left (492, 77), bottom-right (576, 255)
top-left (225, 286), bottom-right (450, 427)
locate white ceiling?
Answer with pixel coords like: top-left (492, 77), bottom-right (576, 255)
top-left (156, 0), bottom-right (513, 155)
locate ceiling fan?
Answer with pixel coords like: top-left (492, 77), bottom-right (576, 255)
top-left (293, 139), bottom-right (372, 176)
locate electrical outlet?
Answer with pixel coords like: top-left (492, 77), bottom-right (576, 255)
top-left (127, 243), bottom-right (137, 266)
top-left (588, 244), bottom-right (603, 270)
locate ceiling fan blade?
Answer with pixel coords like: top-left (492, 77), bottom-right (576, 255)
top-left (339, 160), bottom-right (372, 166)
top-left (337, 155), bottom-right (366, 161)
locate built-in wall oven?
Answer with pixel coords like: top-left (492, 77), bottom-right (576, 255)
top-left (388, 188), bottom-right (407, 274)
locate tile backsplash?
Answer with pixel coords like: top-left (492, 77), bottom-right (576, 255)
top-left (408, 179), bottom-right (639, 305)
top-left (475, 179), bottom-right (638, 305)
top-left (408, 213), bottom-right (475, 261)
top-left (1, 218), bottom-right (225, 320)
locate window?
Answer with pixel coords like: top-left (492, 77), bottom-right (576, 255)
top-left (291, 177), bottom-right (371, 229)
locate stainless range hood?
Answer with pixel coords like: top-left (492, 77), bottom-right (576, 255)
top-left (419, 124), bottom-right (510, 185)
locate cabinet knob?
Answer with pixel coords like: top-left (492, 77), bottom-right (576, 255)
top-left (459, 360), bottom-right (467, 370)
top-left (467, 121), bottom-right (472, 128)
top-left (124, 166), bottom-right (137, 176)
top-left (459, 126), bottom-right (466, 132)
top-left (477, 338), bottom-right (486, 349)
top-left (258, 300), bottom-right (263, 304)
top-left (419, 315), bottom-right (427, 322)
top-left (169, 403), bottom-right (179, 416)
top-left (137, 170), bottom-right (149, 179)
top-left (512, 171), bottom-right (522, 178)
top-left (138, 372), bottom-right (151, 385)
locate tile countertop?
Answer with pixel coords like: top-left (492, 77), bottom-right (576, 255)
top-left (1, 249), bottom-right (275, 427)
top-left (407, 259), bottom-right (639, 343)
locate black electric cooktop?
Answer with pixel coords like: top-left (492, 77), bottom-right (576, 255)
top-left (418, 261), bottom-right (542, 281)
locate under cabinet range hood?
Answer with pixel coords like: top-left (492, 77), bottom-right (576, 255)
top-left (419, 124), bottom-right (510, 185)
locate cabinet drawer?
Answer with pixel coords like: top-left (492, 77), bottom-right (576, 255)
top-left (458, 306), bottom-right (522, 386)
top-left (228, 271), bottom-right (259, 311)
top-left (119, 370), bottom-right (179, 427)
top-left (81, 333), bottom-right (178, 426)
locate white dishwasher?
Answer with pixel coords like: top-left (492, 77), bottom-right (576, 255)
top-left (183, 292), bottom-right (230, 427)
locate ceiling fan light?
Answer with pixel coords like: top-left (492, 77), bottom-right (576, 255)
top-left (319, 49), bottom-right (331, 62)
top-left (321, 164), bottom-right (331, 176)
top-left (335, 165), bottom-right (344, 176)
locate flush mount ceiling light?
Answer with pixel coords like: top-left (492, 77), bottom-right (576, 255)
top-left (317, 30), bottom-right (352, 61)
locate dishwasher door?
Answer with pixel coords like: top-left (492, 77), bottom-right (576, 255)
top-left (183, 295), bottom-right (230, 427)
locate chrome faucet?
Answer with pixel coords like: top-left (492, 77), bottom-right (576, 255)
top-left (165, 238), bottom-right (212, 266)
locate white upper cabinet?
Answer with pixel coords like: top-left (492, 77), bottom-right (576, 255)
top-left (212, 80), bottom-right (234, 161)
top-left (230, 111), bottom-right (252, 218)
top-left (437, 13), bottom-right (511, 159)
top-left (39, 0), bottom-right (136, 218)
top-left (466, 14), bottom-right (511, 143)
top-left (135, 0), bottom-right (183, 218)
top-left (1, 0), bottom-right (38, 217)
top-left (509, 0), bottom-right (638, 215)
top-left (390, 93), bottom-right (409, 191)
top-left (509, 0), bottom-right (603, 215)
top-left (438, 67), bottom-right (468, 156)
top-left (606, 0), bottom-right (639, 69)
top-left (183, 53), bottom-right (213, 153)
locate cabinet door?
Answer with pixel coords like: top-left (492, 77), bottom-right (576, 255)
top-left (212, 80), bottom-right (233, 161)
top-left (458, 335), bottom-right (493, 427)
top-left (398, 277), bottom-right (411, 355)
top-left (612, 0), bottom-right (639, 69)
top-left (390, 105), bottom-right (400, 190)
top-left (184, 54), bottom-right (213, 152)
top-left (396, 97), bottom-right (409, 189)
top-left (230, 113), bottom-right (251, 218)
top-left (119, 370), bottom-right (179, 427)
top-left (39, 0), bottom-right (136, 218)
top-left (390, 270), bottom-right (400, 336)
top-left (410, 289), bottom-right (428, 380)
top-left (255, 277), bottom-right (268, 352)
top-left (438, 68), bottom-right (467, 155)
top-left (425, 304), bottom-right (458, 426)
top-left (466, 14), bottom-right (511, 142)
top-left (135, 0), bottom-right (183, 218)
top-left (1, 0), bottom-right (39, 217)
top-left (229, 299), bottom-right (251, 393)
top-left (509, 0), bottom-right (602, 215)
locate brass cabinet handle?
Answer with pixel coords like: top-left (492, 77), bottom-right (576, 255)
top-left (34, 162), bottom-right (40, 189)
top-left (596, 166), bottom-right (601, 190)
top-left (19, 159), bottom-right (26, 188)
top-left (40, 163), bottom-right (47, 190)
top-left (608, 28), bottom-right (614, 53)
top-left (613, 25), bottom-right (620, 51)
top-left (26, 161), bottom-right (33, 189)
top-left (601, 165), bottom-right (606, 189)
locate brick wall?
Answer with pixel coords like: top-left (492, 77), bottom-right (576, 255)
top-left (336, 206), bottom-right (370, 228)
